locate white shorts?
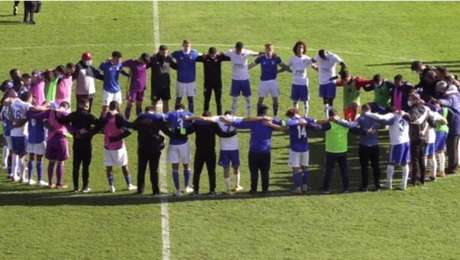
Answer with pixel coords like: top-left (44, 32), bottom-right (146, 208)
top-left (176, 81), bottom-right (196, 98)
top-left (5, 136), bottom-right (12, 150)
top-left (288, 150), bottom-right (309, 168)
top-left (258, 79), bottom-right (280, 98)
top-left (102, 90), bottom-right (123, 106)
top-left (104, 145), bottom-right (128, 167)
top-left (27, 141), bottom-right (46, 155)
top-left (167, 142), bottom-right (191, 164)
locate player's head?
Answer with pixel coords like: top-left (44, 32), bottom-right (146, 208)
top-left (159, 45), bottom-right (169, 56)
top-left (235, 41), bottom-right (244, 54)
top-left (410, 60), bottom-right (424, 73)
top-left (182, 40), bottom-right (191, 52)
top-left (408, 93), bottom-right (424, 107)
top-left (339, 69), bottom-right (351, 81)
top-left (202, 111), bottom-right (211, 117)
top-left (9, 68), bottom-right (21, 81)
top-left (318, 49), bottom-right (328, 60)
top-left (77, 98), bottom-right (90, 112)
top-left (223, 110), bottom-right (233, 116)
top-left (394, 74), bottom-right (404, 86)
top-left (265, 43), bottom-right (274, 56)
top-left (175, 103), bottom-right (185, 110)
top-left (20, 91), bottom-right (32, 103)
top-left (59, 101), bottom-right (70, 111)
top-left (292, 41), bottom-right (307, 56)
top-left (109, 101), bottom-right (120, 112)
top-left (435, 80), bottom-right (448, 96)
top-left (361, 104), bottom-right (371, 113)
top-left (31, 70), bottom-right (41, 80)
top-left (257, 104), bottom-right (269, 116)
top-left (43, 69), bottom-right (55, 81)
top-left (21, 73), bottom-right (32, 85)
top-left (208, 47), bottom-right (217, 57)
top-left (372, 74), bottom-right (383, 86)
top-left (145, 105), bottom-right (155, 113)
top-left (66, 63), bottom-right (75, 74)
top-left (55, 65), bottom-right (65, 78)
top-left (111, 51), bottom-right (122, 64)
top-left (285, 107), bottom-right (299, 118)
top-left (139, 53), bottom-right (150, 64)
top-left (328, 108), bottom-right (337, 118)
top-left (5, 88), bottom-right (17, 99)
top-left (81, 51), bottom-right (93, 66)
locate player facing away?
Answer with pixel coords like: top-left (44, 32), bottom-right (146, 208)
top-left (99, 51), bottom-right (129, 115)
top-left (149, 45), bottom-right (176, 113)
top-left (196, 47), bottom-right (230, 115)
top-left (365, 109), bottom-right (411, 190)
top-left (313, 49), bottom-right (346, 117)
top-left (122, 53), bottom-right (150, 120)
top-left (286, 41), bottom-right (316, 116)
top-left (285, 107), bottom-right (323, 194)
top-left (55, 63), bottom-right (75, 106)
top-left (225, 42), bottom-right (259, 117)
top-left (100, 101), bottom-right (136, 192)
top-left (364, 74), bottom-right (392, 114)
top-left (248, 43), bottom-right (289, 117)
top-left (26, 103), bottom-right (47, 186)
top-left (434, 104), bottom-right (449, 177)
top-left (335, 69), bottom-right (371, 121)
top-left (30, 70), bottom-right (46, 106)
top-left (164, 103), bottom-right (194, 196)
top-left (171, 40), bottom-right (200, 113)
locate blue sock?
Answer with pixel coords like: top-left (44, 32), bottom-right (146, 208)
top-left (172, 170), bottom-right (180, 190)
top-left (293, 172), bottom-right (302, 188)
top-left (184, 169), bottom-right (191, 187)
top-left (302, 170), bottom-right (309, 185)
top-left (36, 160), bottom-right (43, 181)
top-left (107, 174), bottom-right (114, 186)
top-left (28, 160), bottom-right (33, 180)
top-left (124, 175), bottom-right (132, 186)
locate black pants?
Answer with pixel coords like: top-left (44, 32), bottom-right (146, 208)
top-left (193, 151), bottom-right (216, 193)
top-left (72, 141), bottom-right (92, 190)
top-left (410, 140), bottom-right (426, 184)
top-left (248, 151), bottom-right (271, 193)
top-left (322, 152), bottom-right (349, 192)
top-left (76, 94), bottom-right (94, 113)
top-left (137, 149), bottom-right (161, 194)
top-left (358, 145), bottom-right (380, 189)
top-left (203, 83), bottom-right (222, 115)
top-left (446, 134), bottom-right (459, 172)
top-left (23, 1), bottom-right (35, 22)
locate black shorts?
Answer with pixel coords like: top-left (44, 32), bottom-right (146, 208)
top-left (151, 86), bottom-right (170, 101)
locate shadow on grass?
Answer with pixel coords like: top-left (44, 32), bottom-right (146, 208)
top-left (366, 60), bottom-right (460, 67)
top-left (0, 20), bottom-right (23, 25)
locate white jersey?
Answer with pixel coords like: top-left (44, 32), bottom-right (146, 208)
top-left (10, 99), bottom-right (32, 137)
top-left (288, 55), bottom-right (313, 86)
top-left (314, 52), bottom-right (343, 84)
top-left (213, 115), bottom-right (241, 151)
top-left (225, 49), bottom-right (257, 81)
top-left (366, 112), bottom-right (409, 145)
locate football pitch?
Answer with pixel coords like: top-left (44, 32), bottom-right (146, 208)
top-left (1, 1), bottom-right (460, 259)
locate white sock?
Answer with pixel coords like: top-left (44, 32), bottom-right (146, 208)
top-left (386, 165), bottom-right (394, 189)
top-left (244, 96), bottom-right (251, 117)
top-left (438, 152), bottom-right (446, 174)
top-left (231, 97), bottom-right (238, 114)
top-left (303, 101), bottom-right (309, 117)
top-left (401, 165), bottom-right (409, 190)
top-left (234, 172), bottom-right (241, 187)
top-left (12, 154), bottom-right (19, 178)
top-left (2, 146), bottom-right (9, 168)
top-left (224, 177), bottom-right (232, 191)
top-left (324, 104), bottom-right (330, 118)
top-left (431, 157), bottom-right (438, 178)
top-left (457, 141), bottom-right (460, 167)
top-left (19, 158), bottom-right (26, 180)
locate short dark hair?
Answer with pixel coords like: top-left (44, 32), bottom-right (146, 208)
top-left (112, 51), bottom-right (122, 58)
top-left (202, 111), bottom-right (211, 117)
top-left (292, 41), bottom-right (307, 55)
top-left (140, 53), bottom-right (150, 63)
top-left (159, 45), bottom-right (168, 51)
top-left (257, 104), bottom-right (268, 116)
top-left (361, 104), bottom-right (370, 112)
top-left (208, 47), bottom-right (217, 55)
top-left (394, 74), bottom-right (403, 81)
top-left (328, 108), bottom-right (337, 117)
top-left (339, 69), bottom-right (350, 79)
top-left (410, 60), bottom-right (422, 71)
top-left (145, 105), bottom-right (155, 112)
top-left (223, 110), bottom-right (232, 116)
top-left (55, 65), bottom-right (65, 74)
top-left (285, 107), bottom-right (298, 118)
top-left (182, 39), bottom-right (191, 45)
top-left (109, 100), bottom-right (119, 111)
top-left (235, 41), bottom-right (244, 50)
top-left (373, 74), bottom-right (382, 82)
top-left (20, 91), bottom-right (31, 102)
top-left (318, 49), bottom-right (327, 60)
top-left (175, 103), bottom-right (185, 110)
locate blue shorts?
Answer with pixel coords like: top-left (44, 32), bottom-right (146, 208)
top-left (389, 143), bottom-right (411, 166)
top-left (370, 102), bottom-right (389, 114)
top-left (425, 143), bottom-right (435, 157)
top-left (218, 150), bottom-right (240, 168)
top-left (291, 84), bottom-right (309, 102)
top-left (230, 80), bottom-right (251, 97)
top-left (319, 82), bottom-right (336, 99)
top-left (435, 131), bottom-right (447, 152)
top-left (11, 136), bottom-right (27, 156)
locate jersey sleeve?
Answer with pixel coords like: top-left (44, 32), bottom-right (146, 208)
top-left (254, 56), bottom-right (262, 64)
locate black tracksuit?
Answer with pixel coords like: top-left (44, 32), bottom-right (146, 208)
top-left (409, 105), bottom-right (428, 185)
top-left (148, 54), bottom-right (176, 102)
top-left (196, 54), bottom-right (230, 115)
top-left (57, 109), bottom-right (98, 190)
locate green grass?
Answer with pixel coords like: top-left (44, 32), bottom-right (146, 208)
top-left (1, 1), bottom-right (460, 259)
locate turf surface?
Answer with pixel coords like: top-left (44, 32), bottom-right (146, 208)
top-left (1, 1), bottom-right (460, 259)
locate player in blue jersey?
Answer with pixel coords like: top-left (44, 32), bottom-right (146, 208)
top-left (164, 103), bottom-right (194, 196)
top-left (249, 43), bottom-right (289, 117)
top-left (26, 108), bottom-right (47, 186)
top-left (171, 40), bottom-right (200, 113)
top-left (99, 51), bottom-right (129, 115)
top-left (285, 107), bottom-right (323, 193)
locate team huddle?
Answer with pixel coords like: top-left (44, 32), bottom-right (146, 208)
top-left (1, 39), bottom-right (460, 196)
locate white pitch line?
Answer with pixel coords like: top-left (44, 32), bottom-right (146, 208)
top-left (152, 1), bottom-right (171, 260)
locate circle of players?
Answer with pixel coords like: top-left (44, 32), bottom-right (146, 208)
top-left (1, 40), bottom-right (459, 196)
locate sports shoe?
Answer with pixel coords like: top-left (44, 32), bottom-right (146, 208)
top-left (232, 185), bottom-right (244, 192)
top-left (27, 179), bottom-right (36, 185)
top-left (128, 184), bottom-right (137, 191)
top-left (184, 186), bottom-right (194, 194)
top-left (56, 184), bottom-right (68, 189)
top-left (208, 191), bottom-right (217, 197)
top-left (292, 187), bottom-right (302, 194)
top-left (38, 180), bottom-right (48, 187)
top-left (81, 187), bottom-right (91, 193)
top-left (174, 190), bottom-right (182, 197)
top-left (13, 175), bottom-right (21, 182)
top-left (301, 184), bottom-right (308, 193)
top-left (109, 185), bottom-right (116, 193)
top-left (73, 189), bottom-right (80, 193)
top-left (13, 6), bottom-right (18, 16)
top-left (48, 184), bottom-right (56, 189)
